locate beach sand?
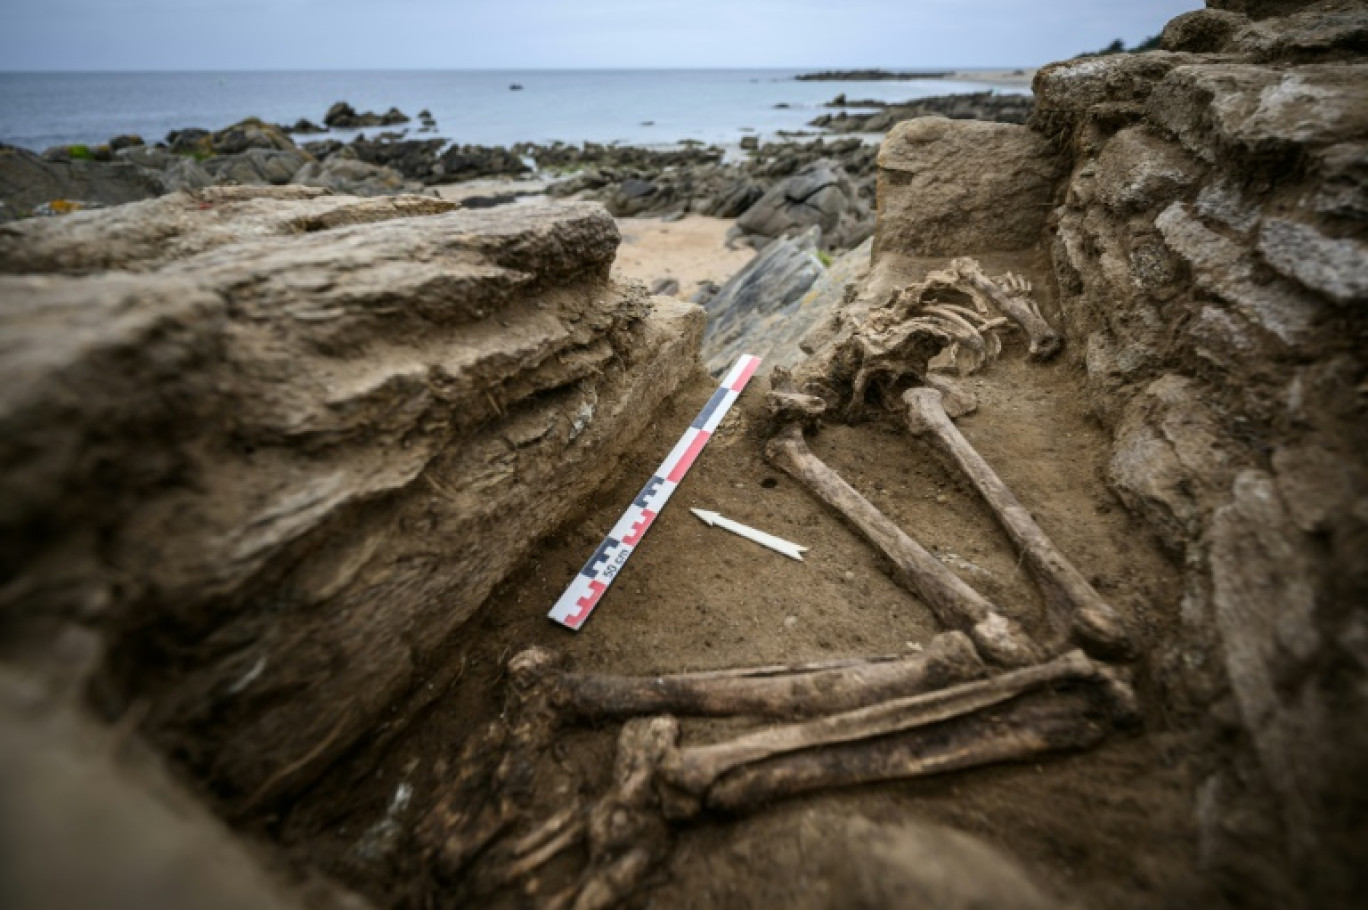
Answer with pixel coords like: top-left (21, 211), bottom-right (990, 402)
top-left (611, 214), bottom-right (755, 299)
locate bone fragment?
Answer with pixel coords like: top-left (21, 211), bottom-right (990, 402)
top-left (508, 632), bottom-right (985, 721)
top-left (902, 387), bottom-right (1132, 657)
top-left (705, 674), bottom-right (1135, 813)
top-left (568, 717), bottom-right (678, 910)
top-left (766, 423), bottom-right (1043, 667)
top-left (660, 649), bottom-right (1107, 798)
top-left (950, 259), bottom-right (1062, 360)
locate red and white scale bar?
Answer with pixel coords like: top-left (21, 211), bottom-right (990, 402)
top-left (548, 353), bottom-right (762, 630)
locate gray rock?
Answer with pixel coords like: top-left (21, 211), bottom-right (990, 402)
top-left (735, 160), bottom-right (854, 247)
top-left (649, 277), bottom-right (680, 296)
top-left (1257, 217), bottom-right (1368, 305)
top-left (0, 144), bottom-right (166, 216)
top-left (202, 148), bottom-right (309, 186)
top-left (702, 226), bottom-right (824, 374)
top-left (292, 154), bottom-right (415, 197)
top-left (1156, 202), bottom-right (1323, 347)
top-left (1095, 126), bottom-right (1203, 214)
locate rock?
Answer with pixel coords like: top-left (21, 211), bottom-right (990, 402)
top-left (701, 227), bottom-right (825, 373)
top-left (324, 101), bottom-right (357, 127)
top-left (1094, 125), bottom-right (1203, 214)
top-left (607, 178), bottom-right (666, 217)
top-left (739, 135), bottom-right (759, 150)
top-left (287, 118), bottom-right (326, 134)
top-left (0, 144), bottom-right (167, 217)
top-left (873, 117), bottom-right (1063, 257)
top-left (716, 236), bottom-right (872, 375)
top-left (734, 160), bottom-right (859, 248)
top-left (0, 186), bottom-right (456, 274)
top-left (432, 144), bottom-right (530, 183)
top-left (650, 277), bottom-right (680, 296)
top-left (690, 279), bottom-right (720, 305)
top-left (1161, 9), bottom-right (1248, 53)
top-left (0, 198), bottom-right (704, 812)
top-left (704, 177), bottom-right (765, 218)
top-left (292, 154), bottom-right (417, 196)
top-left (1257, 216), bottom-right (1368, 305)
top-left (109, 134), bottom-right (144, 151)
top-left (322, 102), bottom-right (411, 130)
top-left (349, 137), bottom-right (445, 180)
top-left (1156, 202), bottom-right (1322, 347)
top-left (1107, 374), bottom-right (1235, 551)
top-left (200, 147), bottom-right (310, 186)
top-left (165, 128), bottom-right (212, 155)
top-left (209, 118), bottom-right (296, 155)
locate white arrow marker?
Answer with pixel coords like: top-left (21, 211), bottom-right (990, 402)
top-left (690, 508), bottom-right (809, 561)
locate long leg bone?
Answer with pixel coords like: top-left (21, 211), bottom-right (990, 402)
top-left (766, 423), bottom-right (1044, 668)
top-left (950, 258), bottom-right (1062, 360)
top-left (508, 632), bottom-right (985, 721)
top-left (902, 387), bottom-right (1132, 657)
top-left (705, 669), bottom-right (1136, 813)
top-left (659, 649), bottom-right (1112, 800)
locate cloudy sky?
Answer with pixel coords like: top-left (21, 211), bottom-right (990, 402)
top-left (1, 0), bottom-right (1201, 71)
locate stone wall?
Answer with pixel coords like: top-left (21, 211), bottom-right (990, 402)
top-left (0, 187), bottom-right (703, 814)
top-left (1032, 2), bottom-right (1367, 904)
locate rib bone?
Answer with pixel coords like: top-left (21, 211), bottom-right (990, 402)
top-left (660, 650), bottom-right (1126, 800)
top-left (509, 632), bottom-right (985, 721)
top-left (766, 423), bottom-right (1044, 667)
top-left (950, 258), bottom-right (1062, 360)
top-left (902, 387), bottom-right (1132, 657)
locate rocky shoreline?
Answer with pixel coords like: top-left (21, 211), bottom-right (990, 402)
top-left (0, 91), bottom-right (1031, 253)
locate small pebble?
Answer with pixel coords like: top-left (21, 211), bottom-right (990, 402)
top-left (905, 641), bottom-right (923, 652)
top-left (936, 494), bottom-right (948, 504)
top-left (784, 615), bottom-right (798, 629)
top-left (843, 570), bottom-right (856, 582)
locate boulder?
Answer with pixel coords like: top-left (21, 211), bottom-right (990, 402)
top-left (432, 144), bottom-right (530, 182)
top-left (701, 226), bottom-right (824, 373)
top-left (734, 160), bottom-right (857, 248)
top-left (209, 118), bottom-right (296, 155)
top-left (0, 186), bottom-right (457, 274)
top-left (0, 144), bottom-right (167, 217)
top-left (704, 236), bottom-right (872, 375)
top-left (200, 147), bottom-right (310, 186)
top-left (292, 151), bottom-right (417, 197)
top-left (874, 117), bottom-right (1064, 258)
top-left (0, 197), bottom-right (704, 813)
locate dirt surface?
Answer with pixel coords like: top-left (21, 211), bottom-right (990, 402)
top-left (611, 215), bottom-right (756, 300)
top-left (277, 310), bottom-right (1218, 907)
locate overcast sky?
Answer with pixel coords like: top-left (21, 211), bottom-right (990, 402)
top-left (0, 0), bottom-right (1202, 71)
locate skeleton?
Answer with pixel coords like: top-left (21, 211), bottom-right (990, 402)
top-left (946, 258), bottom-right (1063, 361)
top-left (902, 387), bottom-right (1131, 656)
top-left (765, 374), bottom-right (1044, 668)
top-left (411, 258), bottom-right (1125, 907)
top-left (797, 257), bottom-right (1058, 420)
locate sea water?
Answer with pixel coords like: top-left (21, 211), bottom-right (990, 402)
top-left (0, 69), bottom-right (1027, 152)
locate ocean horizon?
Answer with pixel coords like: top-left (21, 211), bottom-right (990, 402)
top-left (0, 68), bottom-right (1031, 153)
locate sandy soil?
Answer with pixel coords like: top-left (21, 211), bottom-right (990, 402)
top-left (611, 215), bottom-right (756, 299)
